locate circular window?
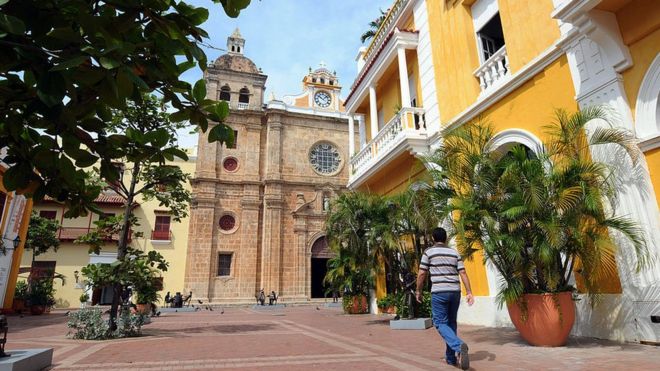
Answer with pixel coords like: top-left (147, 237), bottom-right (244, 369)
top-left (223, 157), bottom-right (239, 172)
top-left (219, 214), bottom-right (236, 232)
top-left (309, 142), bottom-right (342, 175)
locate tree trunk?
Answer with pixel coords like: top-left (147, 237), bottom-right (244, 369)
top-left (108, 162), bottom-right (140, 331)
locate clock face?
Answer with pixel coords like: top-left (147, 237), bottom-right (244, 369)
top-left (314, 91), bottom-right (332, 108)
top-left (309, 142), bottom-right (341, 175)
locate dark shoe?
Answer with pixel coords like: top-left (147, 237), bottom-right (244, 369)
top-left (458, 343), bottom-right (469, 370)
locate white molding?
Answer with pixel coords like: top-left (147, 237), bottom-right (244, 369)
top-left (413, 0), bottom-right (441, 136)
top-left (639, 134), bottom-right (660, 152)
top-left (489, 128), bottom-right (545, 155)
top-left (150, 239), bottom-right (172, 245)
top-left (471, 0), bottom-right (499, 32)
top-left (434, 43), bottom-right (565, 144)
top-left (635, 53), bottom-right (660, 138)
top-left (345, 30), bottom-right (419, 113)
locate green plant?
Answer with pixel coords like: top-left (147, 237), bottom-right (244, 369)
top-left (79, 293), bottom-right (89, 303)
top-left (342, 294), bottom-right (369, 314)
top-left (27, 278), bottom-right (56, 307)
top-left (394, 291), bottom-right (431, 318)
top-left (425, 107), bottom-right (649, 307)
top-left (25, 213), bottom-right (60, 257)
top-left (377, 294), bottom-right (396, 309)
top-left (14, 281), bottom-right (28, 300)
top-left (67, 307), bottom-right (145, 340)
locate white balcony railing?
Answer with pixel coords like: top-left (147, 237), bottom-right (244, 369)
top-left (350, 107), bottom-right (426, 177)
top-left (357, 0), bottom-right (409, 87)
top-left (474, 46), bottom-right (510, 92)
top-left (237, 102), bottom-right (249, 110)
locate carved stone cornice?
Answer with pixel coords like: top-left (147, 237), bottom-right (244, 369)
top-left (240, 198), bottom-right (262, 210)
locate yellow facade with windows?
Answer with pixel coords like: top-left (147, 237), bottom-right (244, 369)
top-left (345, 0), bottom-right (660, 343)
top-left (19, 152), bottom-right (196, 309)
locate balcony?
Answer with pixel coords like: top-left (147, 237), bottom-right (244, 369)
top-left (150, 230), bottom-right (172, 243)
top-left (349, 107), bottom-right (428, 187)
top-left (474, 46), bottom-right (510, 92)
top-left (236, 102), bottom-right (249, 110)
top-left (362, 0), bottom-right (410, 72)
top-left (58, 227), bottom-right (127, 242)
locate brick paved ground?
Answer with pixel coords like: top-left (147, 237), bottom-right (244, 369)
top-left (5, 306), bottom-right (660, 370)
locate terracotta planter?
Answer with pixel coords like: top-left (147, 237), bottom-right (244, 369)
top-left (30, 305), bottom-right (46, 315)
top-left (379, 306), bottom-right (396, 314)
top-left (136, 303), bottom-right (152, 315)
top-left (507, 292), bottom-right (575, 347)
top-left (12, 299), bottom-right (26, 314)
top-left (344, 295), bottom-right (368, 314)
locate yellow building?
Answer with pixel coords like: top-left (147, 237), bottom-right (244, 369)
top-left (344, 0), bottom-right (659, 343)
top-left (0, 152), bottom-right (34, 313)
top-left (21, 149), bottom-right (197, 309)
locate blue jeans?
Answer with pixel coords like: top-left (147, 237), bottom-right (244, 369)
top-left (431, 291), bottom-right (463, 364)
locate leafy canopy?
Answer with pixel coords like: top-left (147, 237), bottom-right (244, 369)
top-left (0, 0), bottom-right (249, 215)
top-left (25, 212), bottom-right (60, 257)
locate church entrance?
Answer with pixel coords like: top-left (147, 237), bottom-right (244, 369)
top-left (311, 236), bottom-right (333, 299)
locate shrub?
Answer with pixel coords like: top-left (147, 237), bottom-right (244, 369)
top-left (67, 307), bottom-right (146, 340)
top-left (377, 294), bottom-right (396, 309)
top-left (394, 291), bottom-right (431, 318)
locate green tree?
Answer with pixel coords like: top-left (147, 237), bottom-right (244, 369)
top-left (0, 0), bottom-right (249, 216)
top-left (24, 212), bottom-right (60, 260)
top-left (76, 94), bottom-right (191, 330)
top-left (360, 8), bottom-right (387, 44)
top-left (425, 108), bottom-right (649, 306)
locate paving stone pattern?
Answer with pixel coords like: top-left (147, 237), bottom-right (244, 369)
top-left (6, 307), bottom-right (660, 370)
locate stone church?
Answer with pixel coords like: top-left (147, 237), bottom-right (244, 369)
top-left (184, 29), bottom-right (351, 304)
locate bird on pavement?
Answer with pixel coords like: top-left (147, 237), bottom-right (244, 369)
top-left (316, 306), bottom-right (320, 310)
top-left (208, 306), bottom-right (214, 311)
top-left (197, 299), bottom-right (203, 304)
top-left (220, 308), bottom-right (224, 314)
top-left (64, 310), bottom-right (70, 316)
top-left (155, 311), bottom-right (161, 317)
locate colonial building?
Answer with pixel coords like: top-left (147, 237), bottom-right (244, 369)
top-left (344, 0), bottom-right (659, 343)
top-left (184, 29), bottom-right (351, 304)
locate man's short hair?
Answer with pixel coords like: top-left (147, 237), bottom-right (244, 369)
top-left (432, 227), bottom-right (447, 243)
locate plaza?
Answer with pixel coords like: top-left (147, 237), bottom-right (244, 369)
top-left (6, 306), bottom-right (660, 370)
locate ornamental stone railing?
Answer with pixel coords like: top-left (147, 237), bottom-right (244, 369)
top-left (237, 102), bottom-right (249, 110)
top-left (350, 107), bottom-right (426, 177)
top-left (358, 0), bottom-right (408, 83)
top-left (474, 46), bottom-right (510, 92)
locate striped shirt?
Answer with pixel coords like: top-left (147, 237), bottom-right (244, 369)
top-left (419, 243), bottom-right (465, 293)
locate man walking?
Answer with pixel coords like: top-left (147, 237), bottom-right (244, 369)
top-left (416, 227), bottom-right (474, 370)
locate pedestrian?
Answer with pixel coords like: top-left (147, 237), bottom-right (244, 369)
top-left (416, 227), bottom-right (474, 370)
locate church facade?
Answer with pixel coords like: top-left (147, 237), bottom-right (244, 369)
top-left (184, 30), bottom-right (351, 304)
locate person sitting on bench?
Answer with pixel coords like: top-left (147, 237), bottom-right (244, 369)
top-left (268, 291), bottom-right (277, 306)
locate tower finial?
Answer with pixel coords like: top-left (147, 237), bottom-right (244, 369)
top-left (227, 28), bottom-right (245, 55)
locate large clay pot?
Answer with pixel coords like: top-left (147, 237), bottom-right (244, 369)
top-left (344, 295), bottom-right (368, 314)
top-left (30, 305), bottom-right (46, 315)
top-left (507, 292), bottom-right (575, 347)
top-left (136, 303), bottom-right (152, 315)
top-left (12, 299), bottom-right (26, 314)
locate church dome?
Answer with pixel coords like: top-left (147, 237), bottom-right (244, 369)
top-left (213, 54), bottom-right (260, 74)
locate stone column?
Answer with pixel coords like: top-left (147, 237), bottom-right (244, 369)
top-left (369, 85), bottom-right (379, 138)
top-left (261, 196), bottom-right (283, 293)
top-left (183, 185), bottom-right (216, 302)
top-left (358, 115), bottom-right (367, 148)
top-left (239, 193), bottom-right (261, 299)
top-left (348, 116), bottom-right (355, 157)
top-left (397, 47), bottom-right (411, 108)
top-left (293, 218), bottom-right (308, 298)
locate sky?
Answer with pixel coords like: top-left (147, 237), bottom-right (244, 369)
top-left (177, 0), bottom-right (393, 148)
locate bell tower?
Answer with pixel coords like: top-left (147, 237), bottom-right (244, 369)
top-left (227, 28), bottom-right (245, 55)
top-left (302, 62), bottom-right (343, 111)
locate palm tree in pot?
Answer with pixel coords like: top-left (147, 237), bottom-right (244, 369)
top-left (426, 107), bottom-right (649, 346)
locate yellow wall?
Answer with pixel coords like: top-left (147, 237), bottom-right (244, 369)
top-left (620, 23), bottom-right (660, 117)
top-left (498, 0), bottom-right (560, 73)
top-left (427, 0), bottom-right (482, 121)
top-left (479, 56), bottom-right (579, 140)
top-left (645, 148), bottom-right (660, 209)
top-left (376, 66), bottom-right (402, 130)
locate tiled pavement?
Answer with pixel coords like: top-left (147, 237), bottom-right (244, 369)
top-left (6, 306), bottom-right (660, 370)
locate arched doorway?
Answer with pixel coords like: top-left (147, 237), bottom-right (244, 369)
top-left (310, 236), bottom-right (332, 298)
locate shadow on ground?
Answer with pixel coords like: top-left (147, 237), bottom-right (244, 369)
top-left (145, 323), bottom-right (278, 337)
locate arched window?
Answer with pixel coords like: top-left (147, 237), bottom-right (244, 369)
top-left (219, 85), bottom-right (231, 101)
top-left (239, 87), bottom-right (250, 104)
top-left (237, 46), bottom-right (241, 53)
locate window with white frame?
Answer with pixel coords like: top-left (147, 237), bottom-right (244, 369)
top-left (471, 0), bottom-right (505, 64)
